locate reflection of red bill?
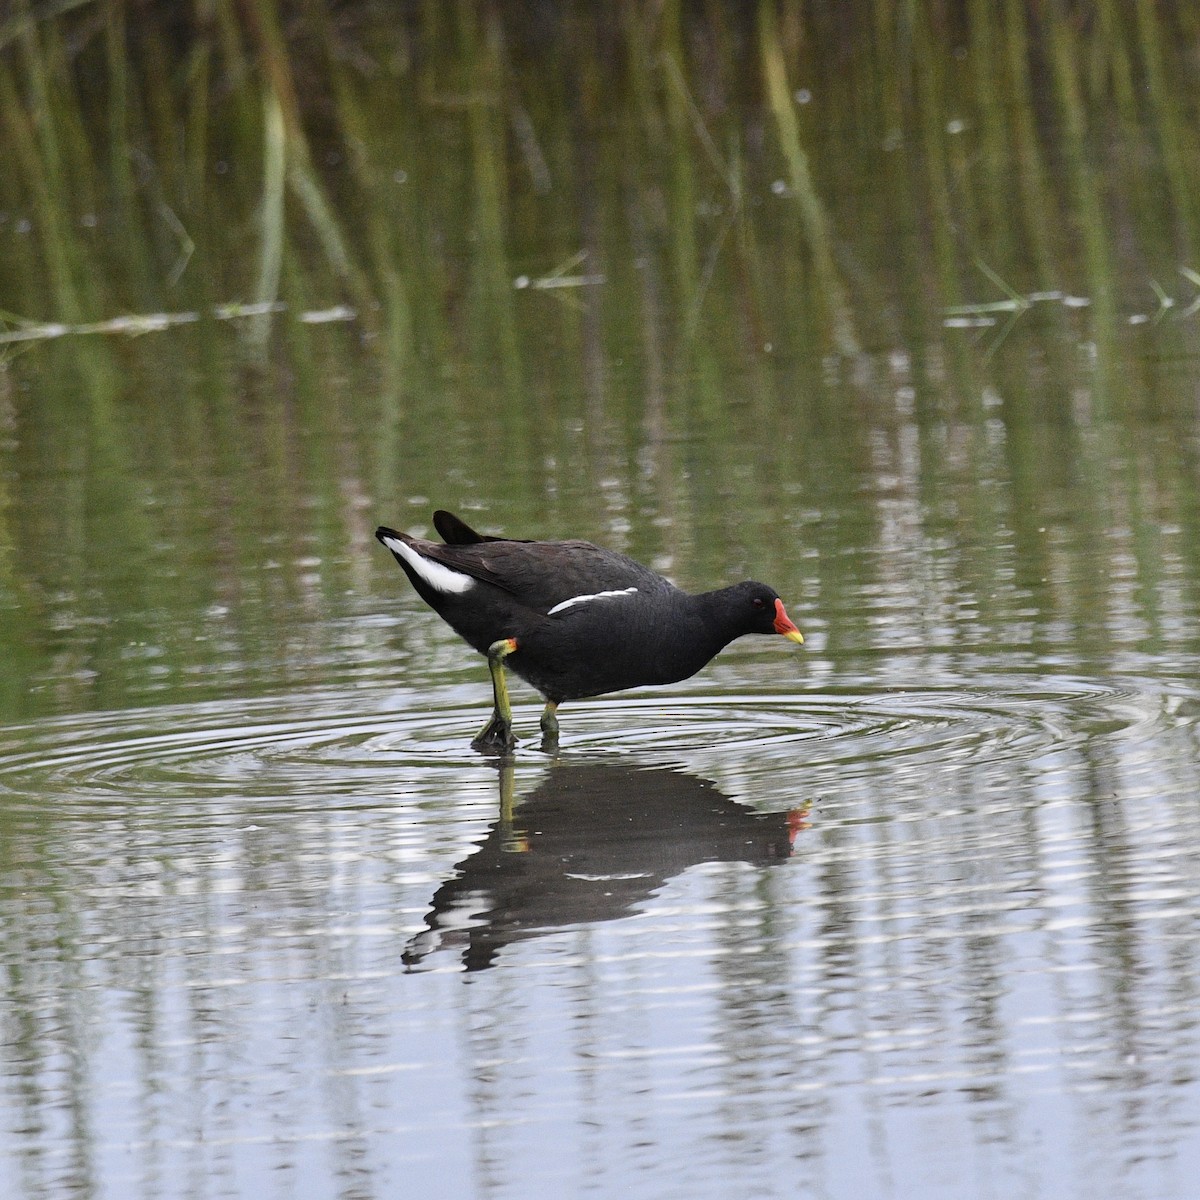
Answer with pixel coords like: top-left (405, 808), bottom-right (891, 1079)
top-left (787, 803), bottom-right (813, 847)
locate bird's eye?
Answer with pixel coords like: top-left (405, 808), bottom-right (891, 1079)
top-left (752, 597), bottom-right (766, 610)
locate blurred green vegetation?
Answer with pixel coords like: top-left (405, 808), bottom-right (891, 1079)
top-left (2, 0), bottom-right (1200, 717)
top-left (2, 1), bottom-right (1199, 360)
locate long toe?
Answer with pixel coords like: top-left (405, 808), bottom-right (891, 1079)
top-left (471, 713), bottom-right (517, 754)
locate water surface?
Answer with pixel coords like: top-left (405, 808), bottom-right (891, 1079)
top-left (4, 6), bottom-right (1200, 1199)
top-left (4, 660), bottom-right (1199, 1198)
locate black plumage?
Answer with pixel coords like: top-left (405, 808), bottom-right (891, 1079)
top-left (376, 510), bottom-right (804, 749)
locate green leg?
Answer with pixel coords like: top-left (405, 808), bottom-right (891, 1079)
top-left (472, 638), bottom-right (518, 752)
top-left (539, 700), bottom-right (560, 751)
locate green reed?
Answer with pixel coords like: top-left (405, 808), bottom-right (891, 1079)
top-left (3, 2), bottom-right (1200, 715)
top-left (2, 3), bottom-right (1198, 361)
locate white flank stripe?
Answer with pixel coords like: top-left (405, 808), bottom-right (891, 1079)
top-left (382, 536), bottom-right (475, 595)
top-left (547, 586), bottom-right (638, 615)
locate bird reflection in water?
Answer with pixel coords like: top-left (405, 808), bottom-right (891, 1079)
top-left (403, 761), bottom-right (810, 971)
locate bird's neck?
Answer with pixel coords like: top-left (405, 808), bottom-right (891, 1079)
top-left (691, 586), bottom-right (750, 652)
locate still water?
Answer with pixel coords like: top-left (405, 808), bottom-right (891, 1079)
top-left (4, 465), bottom-right (1199, 1199)
top-left (4, 6), bottom-right (1200, 1199)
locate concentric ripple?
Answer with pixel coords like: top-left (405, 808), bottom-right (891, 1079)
top-left (0, 674), bottom-right (1192, 808)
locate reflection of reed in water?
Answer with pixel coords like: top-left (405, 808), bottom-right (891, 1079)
top-left (403, 761), bottom-right (808, 972)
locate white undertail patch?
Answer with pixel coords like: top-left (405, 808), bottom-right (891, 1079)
top-left (547, 587), bottom-right (638, 615)
top-left (382, 536), bottom-right (475, 595)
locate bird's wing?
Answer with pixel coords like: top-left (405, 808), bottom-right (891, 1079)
top-left (413, 537), bottom-right (672, 612)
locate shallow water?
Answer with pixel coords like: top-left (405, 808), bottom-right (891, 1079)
top-left (4, 662), bottom-right (1200, 1198)
top-left (6, 6), bottom-right (1200, 1197)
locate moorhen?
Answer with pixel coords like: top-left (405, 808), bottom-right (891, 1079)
top-left (376, 510), bottom-right (804, 750)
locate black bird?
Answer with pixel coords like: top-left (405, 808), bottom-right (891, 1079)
top-left (375, 509), bottom-right (804, 750)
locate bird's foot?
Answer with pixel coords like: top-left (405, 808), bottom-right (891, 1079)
top-left (472, 637), bottom-right (519, 753)
top-left (471, 710), bottom-right (517, 754)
